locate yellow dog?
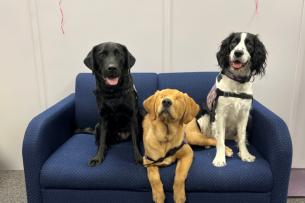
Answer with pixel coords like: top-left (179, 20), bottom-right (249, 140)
top-left (142, 89), bottom-right (233, 203)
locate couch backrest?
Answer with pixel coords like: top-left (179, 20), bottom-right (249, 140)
top-left (74, 73), bottom-right (158, 128)
top-left (158, 72), bottom-right (218, 106)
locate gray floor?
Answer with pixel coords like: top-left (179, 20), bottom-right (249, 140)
top-left (0, 170), bottom-right (304, 203)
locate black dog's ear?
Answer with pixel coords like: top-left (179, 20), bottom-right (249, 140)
top-left (251, 35), bottom-right (267, 76)
top-left (121, 45), bottom-right (136, 69)
top-left (115, 103), bottom-right (134, 118)
top-left (84, 46), bottom-right (98, 75)
top-left (216, 33), bottom-right (235, 70)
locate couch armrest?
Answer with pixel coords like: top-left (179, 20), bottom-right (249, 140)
top-left (250, 100), bottom-right (292, 203)
top-left (22, 94), bottom-right (75, 203)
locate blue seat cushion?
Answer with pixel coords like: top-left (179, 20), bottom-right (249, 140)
top-left (40, 134), bottom-right (273, 192)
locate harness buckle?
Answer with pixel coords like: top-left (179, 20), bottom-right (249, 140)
top-left (239, 93), bottom-right (246, 99)
top-left (167, 149), bottom-right (176, 156)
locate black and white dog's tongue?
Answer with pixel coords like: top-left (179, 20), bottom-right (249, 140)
top-left (232, 61), bottom-right (242, 69)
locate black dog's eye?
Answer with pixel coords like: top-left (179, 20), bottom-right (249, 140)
top-left (118, 53), bottom-right (123, 58)
top-left (247, 43), bottom-right (253, 48)
top-left (99, 53), bottom-right (105, 57)
top-left (231, 41), bottom-right (237, 46)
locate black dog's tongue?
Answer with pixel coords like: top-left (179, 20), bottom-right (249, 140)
top-left (106, 77), bottom-right (119, 85)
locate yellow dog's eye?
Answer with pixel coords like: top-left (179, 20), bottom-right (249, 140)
top-left (175, 97), bottom-right (179, 100)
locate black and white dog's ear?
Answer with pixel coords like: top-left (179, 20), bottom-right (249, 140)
top-left (84, 46), bottom-right (98, 75)
top-left (251, 35), bottom-right (267, 76)
top-left (216, 33), bottom-right (235, 70)
top-left (122, 45), bottom-right (136, 69)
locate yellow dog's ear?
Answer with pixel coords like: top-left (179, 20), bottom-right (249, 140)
top-left (143, 90), bottom-right (160, 121)
top-left (183, 93), bottom-right (199, 124)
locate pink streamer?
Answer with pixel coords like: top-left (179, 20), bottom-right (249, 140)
top-left (59, 0), bottom-right (65, 34)
top-left (256, 0), bottom-right (258, 17)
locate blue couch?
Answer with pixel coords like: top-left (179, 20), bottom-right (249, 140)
top-left (23, 72), bottom-right (292, 203)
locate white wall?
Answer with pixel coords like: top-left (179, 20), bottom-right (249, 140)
top-left (0, 0), bottom-right (41, 169)
top-left (1, 0), bottom-right (305, 169)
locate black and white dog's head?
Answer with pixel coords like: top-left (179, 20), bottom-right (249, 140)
top-left (216, 32), bottom-right (267, 77)
top-left (84, 42), bottom-right (136, 87)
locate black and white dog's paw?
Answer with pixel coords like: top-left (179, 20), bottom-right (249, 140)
top-left (88, 155), bottom-right (105, 167)
top-left (238, 152), bottom-right (256, 162)
top-left (212, 156), bottom-right (226, 167)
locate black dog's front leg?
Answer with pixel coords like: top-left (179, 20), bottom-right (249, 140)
top-left (130, 117), bottom-right (143, 166)
top-left (88, 119), bottom-right (108, 167)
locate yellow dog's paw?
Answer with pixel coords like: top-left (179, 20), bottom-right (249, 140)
top-left (174, 192), bottom-right (186, 203)
top-left (225, 146), bottom-right (233, 157)
top-left (152, 191), bottom-right (165, 203)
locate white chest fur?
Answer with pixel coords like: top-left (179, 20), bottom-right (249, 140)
top-left (198, 74), bottom-right (253, 139)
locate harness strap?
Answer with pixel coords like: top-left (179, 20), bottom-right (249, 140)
top-left (209, 88), bottom-right (253, 123)
top-left (215, 88), bottom-right (253, 102)
top-left (223, 70), bottom-right (252, 84)
top-left (144, 134), bottom-right (187, 166)
top-left (122, 86), bottom-right (135, 95)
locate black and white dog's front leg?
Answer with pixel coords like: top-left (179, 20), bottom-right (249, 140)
top-left (88, 119), bottom-right (108, 167)
top-left (237, 110), bottom-right (256, 162)
top-left (129, 116), bottom-right (143, 166)
top-left (212, 114), bottom-right (227, 167)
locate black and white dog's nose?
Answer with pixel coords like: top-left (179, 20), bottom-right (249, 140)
top-left (234, 50), bottom-right (244, 57)
top-left (162, 98), bottom-right (172, 107)
top-left (108, 66), bottom-right (117, 71)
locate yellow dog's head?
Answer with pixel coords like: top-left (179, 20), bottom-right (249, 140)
top-left (143, 89), bottom-right (199, 124)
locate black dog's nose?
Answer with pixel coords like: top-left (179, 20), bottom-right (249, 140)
top-left (234, 50), bottom-right (244, 57)
top-left (108, 66), bottom-right (117, 71)
top-left (162, 98), bottom-right (172, 107)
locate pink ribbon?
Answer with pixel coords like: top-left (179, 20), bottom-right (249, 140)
top-left (59, 0), bottom-right (65, 34)
top-left (256, 0), bottom-right (258, 17)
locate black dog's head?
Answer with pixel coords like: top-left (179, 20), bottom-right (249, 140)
top-left (84, 42), bottom-right (136, 87)
top-left (216, 32), bottom-right (267, 77)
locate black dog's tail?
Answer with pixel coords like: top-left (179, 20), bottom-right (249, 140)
top-left (73, 127), bottom-right (95, 135)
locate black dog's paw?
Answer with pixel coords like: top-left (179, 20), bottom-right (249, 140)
top-left (135, 158), bottom-right (144, 167)
top-left (88, 156), bottom-right (104, 167)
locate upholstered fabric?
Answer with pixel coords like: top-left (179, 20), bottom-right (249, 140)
top-left (23, 94), bottom-right (75, 203)
top-left (40, 134), bottom-right (273, 193)
top-left (42, 189), bottom-right (271, 203)
top-left (23, 72), bottom-right (292, 203)
top-left (250, 100), bottom-right (293, 203)
top-left (74, 73), bottom-right (157, 128)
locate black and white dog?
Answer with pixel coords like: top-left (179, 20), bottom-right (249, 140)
top-left (196, 32), bottom-right (267, 167)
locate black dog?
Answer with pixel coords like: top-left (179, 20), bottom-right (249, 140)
top-left (75, 42), bottom-right (145, 167)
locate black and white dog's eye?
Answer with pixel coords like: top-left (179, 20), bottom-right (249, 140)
top-left (247, 43), bottom-right (253, 48)
top-left (99, 53), bottom-right (104, 57)
top-left (231, 41), bottom-right (237, 46)
top-left (118, 53), bottom-right (123, 57)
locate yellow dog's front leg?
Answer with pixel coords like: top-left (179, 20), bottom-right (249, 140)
top-left (147, 166), bottom-right (166, 203)
top-left (173, 145), bottom-right (194, 203)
